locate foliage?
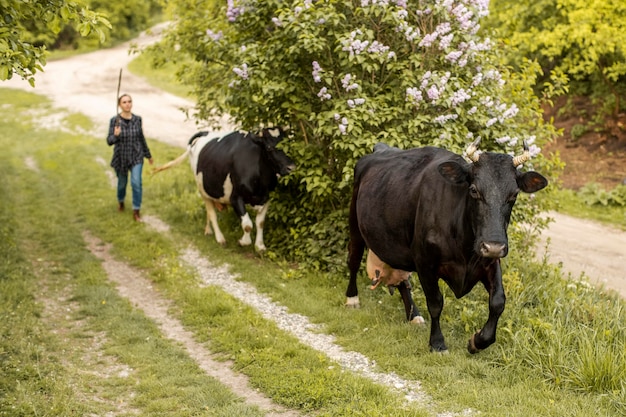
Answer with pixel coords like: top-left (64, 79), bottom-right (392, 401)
top-left (0, 0), bottom-right (110, 86)
top-left (149, 0), bottom-right (558, 270)
top-left (487, 0), bottom-right (626, 115)
top-left (85, 0), bottom-right (163, 48)
top-left (578, 183), bottom-right (626, 207)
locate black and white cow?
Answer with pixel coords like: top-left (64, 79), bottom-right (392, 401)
top-left (346, 139), bottom-right (548, 353)
top-left (154, 128), bottom-right (295, 251)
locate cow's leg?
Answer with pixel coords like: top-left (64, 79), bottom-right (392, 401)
top-left (231, 196), bottom-right (253, 247)
top-left (468, 261), bottom-right (506, 354)
top-left (204, 199), bottom-right (226, 245)
top-left (418, 273), bottom-right (447, 352)
top-left (396, 280), bottom-right (425, 325)
top-left (346, 191), bottom-right (365, 308)
top-left (252, 202), bottom-right (269, 252)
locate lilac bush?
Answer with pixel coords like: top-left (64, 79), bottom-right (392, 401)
top-left (154, 0), bottom-right (558, 268)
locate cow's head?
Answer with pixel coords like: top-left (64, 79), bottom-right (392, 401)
top-left (251, 127), bottom-right (296, 177)
top-left (437, 139), bottom-right (548, 258)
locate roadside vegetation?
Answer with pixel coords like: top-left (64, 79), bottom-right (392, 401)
top-left (1, 88), bottom-right (624, 416)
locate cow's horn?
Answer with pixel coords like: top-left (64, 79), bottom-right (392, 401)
top-left (464, 138), bottom-right (481, 163)
top-left (512, 140), bottom-right (530, 167)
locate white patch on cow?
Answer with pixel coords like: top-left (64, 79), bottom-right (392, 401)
top-left (345, 296), bottom-right (360, 308)
top-left (238, 212), bottom-right (253, 246)
top-left (220, 174), bottom-right (233, 204)
top-left (267, 128), bottom-right (280, 138)
top-left (253, 203), bottom-right (269, 252)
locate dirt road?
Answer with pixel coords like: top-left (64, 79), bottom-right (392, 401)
top-left (3, 26), bottom-right (625, 299)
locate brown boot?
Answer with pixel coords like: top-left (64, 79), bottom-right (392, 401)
top-left (133, 209), bottom-right (142, 222)
top-left (118, 201), bottom-right (125, 211)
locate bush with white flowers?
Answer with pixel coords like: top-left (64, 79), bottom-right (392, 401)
top-left (154, 0), bottom-right (559, 269)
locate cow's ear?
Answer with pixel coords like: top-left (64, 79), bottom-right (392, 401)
top-left (518, 171), bottom-right (548, 193)
top-left (438, 161), bottom-right (469, 185)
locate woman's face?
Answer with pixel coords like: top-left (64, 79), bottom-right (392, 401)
top-left (118, 95), bottom-right (133, 113)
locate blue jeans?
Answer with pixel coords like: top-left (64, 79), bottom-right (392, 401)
top-left (116, 163), bottom-right (143, 210)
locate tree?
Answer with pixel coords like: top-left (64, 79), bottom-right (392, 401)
top-left (488, 0), bottom-right (626, 116)
top-left (0, 0), bottom-right (110, 86)
top-left (152, 0), bottom-right (558, 269)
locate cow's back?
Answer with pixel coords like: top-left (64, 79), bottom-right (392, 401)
top-left (354, 146), bottom-right (466, 271)
top-left (193, 131), bottom-right (278, 204)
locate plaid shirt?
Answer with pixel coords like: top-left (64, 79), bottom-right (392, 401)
top-left (106, 114), bottom-right (152, 173)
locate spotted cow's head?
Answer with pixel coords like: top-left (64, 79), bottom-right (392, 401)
top-left (251, 127), bottom-right (296, 177)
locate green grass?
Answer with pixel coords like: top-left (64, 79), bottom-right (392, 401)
top-left (128, 52), bottom-right (193, 99)
top-left (1, 81), bottom-right (625, 416)
top-left (552, 188), bottom-right (626, 230)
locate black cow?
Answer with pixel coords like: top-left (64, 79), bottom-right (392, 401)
top-left (346, 140), bottom-right (548, 353)
top-left (154, 127), bottom-right (295, 251)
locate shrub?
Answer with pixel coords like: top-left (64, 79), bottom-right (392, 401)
top-left (151, 0), bottom-right (558, 270)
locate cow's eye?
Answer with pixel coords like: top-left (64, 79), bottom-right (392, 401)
top-left (469, 184), bottom-right (480, 199)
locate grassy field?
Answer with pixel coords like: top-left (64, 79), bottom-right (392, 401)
top-left (0, 86), bottom-right (624, 417)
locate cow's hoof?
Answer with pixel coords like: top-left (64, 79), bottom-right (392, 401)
top-left (467, 332), bottom-right (482, 354)
top-left (238, 237), bottom-right (252, 246)
top-left (410, 316), bottom-right (426, 326)
top-left (429, 345), bottom-right (448, 354)
top-left (255, 245), bottom-right (266, 252)
top-left (345, 296), bottom-right (360, 308)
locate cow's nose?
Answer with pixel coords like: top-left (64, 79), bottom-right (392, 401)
top-left (480, 242), bottom-right (507, 258)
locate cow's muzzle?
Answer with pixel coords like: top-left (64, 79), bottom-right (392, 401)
top-left (480, 242), bottom-right (508, 258)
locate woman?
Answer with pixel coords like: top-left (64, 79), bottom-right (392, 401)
top-left (107, 93), bottom-right (153, 222)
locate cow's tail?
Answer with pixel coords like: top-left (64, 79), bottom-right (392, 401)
top-left (152, 132), bottom-right (208, 175)
top-left (152, 149), bottom-right (189, 175)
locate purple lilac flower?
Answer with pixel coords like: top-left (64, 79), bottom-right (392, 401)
top-left (338, 116), bottom-right (349, 135)
top-left (528, 144), bottom-right (541, 158)
top-left (317, 87), bottom-right (331, 101)
top-left (206, 29), bottom-right (223, 41)
top-left (227, 0), bottom-right (243, 22)
top-left (451, 89), bottom-right (471, 106)
top-left (486, 117), bottom-right (498, 127)
top-left (342, 30), bottom-right (370, 57)
top-left (272, 17), bottom-right (282, 27)
top-left (434, 114), bottom-right (459, 124)
top-left (341, 74), bottom-right (359, 91)
top-left (445, 50), bottom-right (463, 63)
top-left (233, 63), bottom-right (248, 79)
top-left (406, 87), bottom-right (423, 102)
top-left (427, 85), bottom-right (440, 101)
top-left (368, 41), bottom-right (390, 54)
top-left (419, 32), bottom-right (438, 48)
top-left (439, 33), bottom-right (454, 50)
top-left (348, 98), bottom-right (366, 108)
top-left (312, 61), bottom-right (322, 83)
top-left (502, 103), bottom-right (519, 119)
top-left (334, 113), bottom-right (341, 121)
